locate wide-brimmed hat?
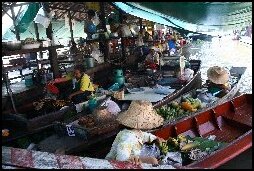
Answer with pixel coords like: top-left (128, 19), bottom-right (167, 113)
top-left (116, 100), bottom-right (164, 130)
top-left (207, 66), bottom-right (229, 84)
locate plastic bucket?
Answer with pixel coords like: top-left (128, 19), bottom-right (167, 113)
top-left (24, 75), bottom-right (33, 87)
top-left (85, 57), bottom-right (95, 68)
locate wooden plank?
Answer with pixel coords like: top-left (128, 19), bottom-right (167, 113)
top-left (10, 5), bottom-right (20, 40)
top-left (2, 2), bottom-right (31, 8)
top-left (119, 11), bottom-right (126, 61)
top-left (14, 5), bottom-right (23, 21)
top-left (99, 2), bottom-right (109, 62)
top-left (48, 6), bottom-right (87, 14)
top-left (139, 18), bottom-right (143, 31)
top-left (2, 8), bottom-right (13, 19)
top-left (2, 45), bottom-right (64, 56)
top-left (68, 10), bottom-right (74, 42)
top-left (33, 21), bottom-right (41, 70)
top-left (44, 2), bottom-right (61, 79)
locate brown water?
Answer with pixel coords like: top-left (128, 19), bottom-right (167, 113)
top-left (188, 37), bottom-right (252, 94)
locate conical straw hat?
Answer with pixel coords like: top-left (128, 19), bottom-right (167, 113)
top-left (207, 66), bottom-right (229, 84)
top-left (116, 100), bottom-right (164, 130)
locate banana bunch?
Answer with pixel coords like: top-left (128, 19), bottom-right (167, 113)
top-left (159, 141), bottom-right (169, 155)
top-left (181, 142), bottom-right (200, 151)
top-left (177, 134), bottom-right (187, 142)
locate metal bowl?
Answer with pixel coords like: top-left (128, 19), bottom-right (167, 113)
top-left (5, 40), bottom-right (22, 51)
top-left (146, 68), bottom-right (157, 75)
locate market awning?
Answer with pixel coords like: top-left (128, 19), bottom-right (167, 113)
top-left (112, 2), bottom-right (200, 33)
top-left (113, 2), bottom-right (252, 32)
top-left (135, 2), bottom-right (252, 27)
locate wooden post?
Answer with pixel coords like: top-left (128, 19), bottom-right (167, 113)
top-left (33, 21), bottom-right (41, 70)
top-left (119, 11), bottom-right (126, 62)
top-left (99, 2), bottom-right (109, 62)
top-left (10, 5), bottom-right (20, 40)
top-left (139, 18), bottom-right (143, 31)
top-left (68, 10), bottom-right (74, 42)
top-left (44, 3), bottom-right (60, 78)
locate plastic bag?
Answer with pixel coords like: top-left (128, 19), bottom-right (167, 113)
top-left (92, 12), bottom-right (100, 26)
top-left (159, 152), bottom-right (183, 167)
top-left (100, 98), bottom-right (121, 115)
top-left (34, 7), bottom-right (50, 28)
top-left (197, 91), bottom-right (218, 103)
top-left (153, 85), bottom-right (174, 95)
top-left (140, 143), bottom-right (160, 159)
top-left (179, 68), bottom-right (194, 82)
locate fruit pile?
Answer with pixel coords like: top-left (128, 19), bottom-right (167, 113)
top-left (159, 134), bottom-right (227, 163)
top-left (156, 97), bottom-right (203, 122)
top-left (78, 116), bottom-right (96, 128)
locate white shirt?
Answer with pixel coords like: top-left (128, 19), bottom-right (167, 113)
top-left (105, 129), bottom-right (157, 161)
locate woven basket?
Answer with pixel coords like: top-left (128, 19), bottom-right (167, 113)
top-left (93, 106), bottom-right (116, 124)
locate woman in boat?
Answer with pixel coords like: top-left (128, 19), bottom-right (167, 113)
top-left (145, 46), bottom-right (160, 66)
top-left (206, 66), bottom-right (231, 98)
top-left (105, 100), bottom-right (165, 165)
top-left (49, 65), bottom-right (95, 104)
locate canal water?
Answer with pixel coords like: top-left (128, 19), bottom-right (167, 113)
top-left (188, 36), bottom-right (252, 94)
top-left (188, 36), bottom-right (252, 169)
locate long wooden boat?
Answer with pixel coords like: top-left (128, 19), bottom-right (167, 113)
top-left (2, 101), bottom-right (75, 144)
top-left (2, 94), bottom-right (252, 169)
top-left (1, 63), bottom-right (114, 144)
top-left (116, 59), bottom-right (201, 109)
top-left (153, 59), bottom-right (202, 106)
top-left (154, 66), bottom-right (247, 126)
top-left (152, 93), bottom-right (252, 169)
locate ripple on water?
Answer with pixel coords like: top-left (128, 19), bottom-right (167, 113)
top-left (188, 38), bottom-right (252, 94)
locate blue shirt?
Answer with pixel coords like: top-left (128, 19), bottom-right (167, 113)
top-left (168, 40), bottom-right (176, 49)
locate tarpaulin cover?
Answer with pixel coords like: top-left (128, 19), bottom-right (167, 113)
top-left (16, 3), bottom-right (40, 33)
top-left (113, 2), bottom-right (252, 32)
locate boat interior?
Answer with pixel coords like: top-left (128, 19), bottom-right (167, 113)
top-left (2, 94), bottom-right (252, 167)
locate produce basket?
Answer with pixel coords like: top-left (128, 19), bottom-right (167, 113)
top-left (53, 114), bottom-right (120, 140)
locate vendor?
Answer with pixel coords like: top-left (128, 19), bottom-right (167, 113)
top-left (178, 62), bottom-right (194, 82)
top-left (108, 17), bottom-right (120, 34)
top-left (168, 37), bottom-right (177, 56)
top-left (160, 39), bottom-right (169, 53)
top-left (69, 40), bottom-right (83, 65)
top-left (145, 46), bottom-right (160, 66)
top-left (143, 31), bottom-right (153, 42)
top-left (49, 65), bottom-right (95, 104)
top-left (105, 100), bottom-right (165, 165)
top-left (206, 66), bottom-right (231, 97)
top-left (84, 10), bottom-right (97, 39)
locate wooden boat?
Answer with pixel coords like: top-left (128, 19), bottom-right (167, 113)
top-left (152, 93), bottom-right (252, 168)
top-left (120, 59), bottom-right (202, 106)
top-left (153, 59), bottom-right (202, 106)
top-left (2, 63), bottom-right (114, 144)
top-left (154, 66), bottom-right (247, 125)
top-left (2, 100), bottom-right (75, 144)
top-left (2, 94), bottom-right (252, 169)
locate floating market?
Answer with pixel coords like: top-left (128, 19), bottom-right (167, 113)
top-left (2, 2), bottom-right (252, 169)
